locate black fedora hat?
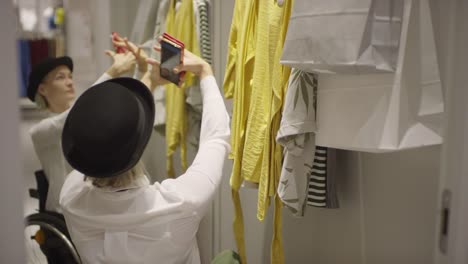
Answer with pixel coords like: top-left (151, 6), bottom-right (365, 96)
top-left (62, 77), bottom-right (155, 178)
top-left (27, 56), bottom-right (73, 102)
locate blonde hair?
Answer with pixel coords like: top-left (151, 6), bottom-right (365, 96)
top-left (34, 93), bottom-right (48, 110)
top-left (86, 161), bottom-right (146, 189)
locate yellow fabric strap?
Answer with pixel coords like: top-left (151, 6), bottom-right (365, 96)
top-left (232, 189), bottom-right (247, 264)
top-left (181, 135), bottom-right (187, 171)
top-left (167, 155), bottom-right (175, 178)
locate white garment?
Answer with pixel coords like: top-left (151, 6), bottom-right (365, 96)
top-left (29, 73), bottom-right (112, 212)
top-left (276, 69), bottom-right (317, 216)
top-left (60, 76), bottom-right (230, 264)
top-left (130, 0), bottom-right (161, 44)
top-left (185, 0), bottom-right (212, 150)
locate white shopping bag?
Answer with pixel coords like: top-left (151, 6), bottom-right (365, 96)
top-left (281, 0), bottom-right (404, 74)
top-left (314, 0), bottom-right (444, 152)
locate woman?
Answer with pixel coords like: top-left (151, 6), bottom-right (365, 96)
top-left (28, 51), bottom-right (136, 213)
top-left (27, 51), bottom-right (136, 263)
top-left (59, 46), bottom-right (230, 264)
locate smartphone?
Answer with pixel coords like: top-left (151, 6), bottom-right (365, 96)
top-left (160, 34), bottom-right (184, 86)
top-left (163, 32), bottom-right (185, 49)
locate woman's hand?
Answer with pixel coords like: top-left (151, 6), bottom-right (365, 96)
top-left (144, 57), bottom-right (171, 88)
top-left (141, 38), bottom-right (213, 90)
top-left (112, 34), bottom-right (149, 73)
top-left (104, 50), bottom-right (136, 77)
top-left (153, 38), bottom-right (213, 79)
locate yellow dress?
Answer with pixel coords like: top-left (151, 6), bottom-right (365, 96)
top-left (223, 0), bottom-right (257, 263)
top-left (165, 0), bottom-right (201, 177)
top-left (224, 0), bottom-right (293, 263)
top-left (243, 0), bottom-right (292, 222)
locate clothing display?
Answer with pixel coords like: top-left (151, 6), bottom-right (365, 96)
top-left (136, 0), bottom-right (209, 185)
top-left (306, 146), bottom-right (339, 208)
top-left (132, 0), bottom-right (168, 127)
top-left (60, 76), bottom-right (230, 264)
top-left (224, 0), bottom-right (293, 263)
top-left (187, 0), bottom-right (211, 128)
top-left (306, 146), bottom-right (327, 207)
top-left (152, 0), bottom-right (171, 127)
top-left (195, 0), bottom-right (212, 65)
top-left (281, 0), bottom-right (404, 74)
top-left (130, 0), bottom-right (161, 45)
top-left (186, 0), bottom-right (212, 150)
top-left (146, 0), bottom-right (208, 131)
top-left (164, 0), bottom-right (201, 178)
top-left (223, 0), bottom-right (257, 262)
top-left (29, 73), bottom-right (111, 212)
top-left (276, 69), bottom-right (317, 215)
top-left (277, 69), bottom-right (339, 215)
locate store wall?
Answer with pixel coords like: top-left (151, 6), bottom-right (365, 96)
top-left (1, 0), bottom-right (26, 263)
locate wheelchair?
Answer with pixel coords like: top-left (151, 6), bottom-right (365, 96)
top-left (24, 170), bottom-right (81, 264)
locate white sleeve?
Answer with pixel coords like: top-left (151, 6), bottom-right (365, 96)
top-left (93, 73), bottom-right (112, 85)
top-left (162, 75), bottom-right (230, 211)
top-left (197, 76), bottom-right (231, 145)
top-left (29, 110), bottom-right (70, 149)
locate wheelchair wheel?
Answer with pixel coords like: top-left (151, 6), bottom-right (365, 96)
top-left (24, 213), bottom-right (81, 264)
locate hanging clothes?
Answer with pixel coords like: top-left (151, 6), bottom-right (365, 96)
top-left (142, 0), bottom-right (204, 131)
top-left (242, 0), bottom-right (292, 222)
top-left (132, 0), bottom-right (169, 185)
top-left (306, 146), bottom-right (339, 208)
top-left (277, 69), bottom-right (339, 213)
top-left (224, 0), bottom-right (293, 263)
top-left (152, 0), bottom-right (171, 127)
top-left (186, 0), bottom-right (212, 151)
top-left (130, 0), bottom-right (161, 45)
top-left (131, 0), bottom-right (168, 127)
top-left (164, 0), bottom-right (201, 178)
top-left (305, 146), bottom-right (339, 209)
top-left (194, 0), bottom-right (212, 65)
top-left (276, 69), bottom-right (317, 215)
top-left (223, 0), bottom-right (258, 262)
top-left (138, 0), bottom-right (207, 184)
